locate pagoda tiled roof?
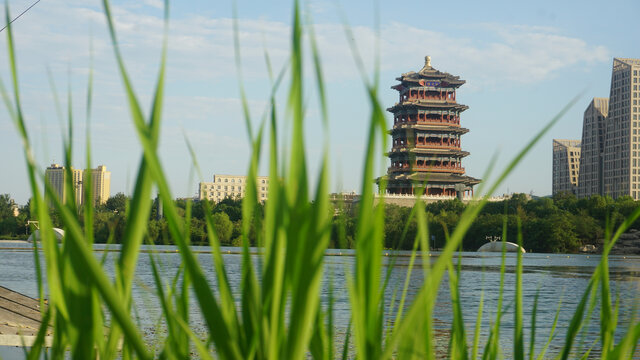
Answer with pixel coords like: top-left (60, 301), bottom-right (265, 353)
top-left (387, 101), bottom-right (468, 113)
top-left (393, 63), bottom-right (465, 87)
top-left (409, 172), bottom-right (480, 185)
top-left (387, 148), bottom-right (470, 157)
top-left (386, 172), bottom-right (480, 185)
top-left (411, 148), bottom-right (470, 157)
top-left (396, 64), bottom-right (465, 79)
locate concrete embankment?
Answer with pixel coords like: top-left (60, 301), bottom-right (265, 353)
top-left (581, 229), bottom-right (640, 255)
top-left (609, 229), bottom-right (640, 255)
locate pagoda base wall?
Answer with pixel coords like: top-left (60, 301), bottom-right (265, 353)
top-left (372, 194), bottom-right (473, 207)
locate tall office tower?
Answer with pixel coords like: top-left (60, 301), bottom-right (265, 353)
top-left (199, 174), bottom-right (270, 203)
top-left (577, 98), bottom-right (609, 198)
top-left (381, 56), bottom-right (480, 197)
top-left (603, 58), bottom-right (640, 199)
top-left (84, 165), bottom-right (111, 206)
top-left (44, 163), bottom-right (83, 206)
top-left (552, 140), bottom-right (581, 195)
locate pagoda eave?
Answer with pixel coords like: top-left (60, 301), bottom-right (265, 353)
top-left (408, 173), bottom-right (480, 184)
top-left (381, 173), bottom-right (481, 186)
top-left (387, 148), bottom-right (470, 157)
top-left (395, 72), bottom-right (466, 86)
top-left (390, 125), bottom-right (469, 134)
top-left (387, 102), bottom-right (469, 112)
top-left (411, 148), bottom-right (470, 157)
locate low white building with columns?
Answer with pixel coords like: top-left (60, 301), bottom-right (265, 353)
top-left (198, 174), bottom-right (269, 203)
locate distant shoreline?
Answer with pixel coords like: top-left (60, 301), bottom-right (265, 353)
top-left (0, 239), bottom-right (28, 244)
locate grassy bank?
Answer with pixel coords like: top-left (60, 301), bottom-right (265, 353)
top-left (2, 1), bottom-right (639, 359)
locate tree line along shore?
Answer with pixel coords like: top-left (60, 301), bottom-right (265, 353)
top-left (1, 192), bottom-right (639, 254)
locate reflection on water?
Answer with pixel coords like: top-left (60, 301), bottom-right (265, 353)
top-left (1, 242), bottom-right (638, 358)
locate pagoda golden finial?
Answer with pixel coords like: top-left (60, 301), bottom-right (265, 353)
top-left (425, 55), bottom-right (431, 67)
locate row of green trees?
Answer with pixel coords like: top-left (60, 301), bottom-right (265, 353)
top-left (1, 191), bottom-right (635, 252)
top-left (0, 194), bottom-right (29, 238)
top-left (374, 192), bottom-right (636, 253)
top-left (0, 192), bottom-right (248, 245)
top-left (70, 194), bottom-right (248, 245)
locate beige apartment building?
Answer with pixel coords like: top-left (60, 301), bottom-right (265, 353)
top-left (602, 58), bottom-right (640, 199)
top-left (84, 165), bottom-right (112, 206)
top-left (552, 140), bottom-right (581, 195)
top-left (44, 164), bottom-right (111, 206)
top-left (199, 174), bottom-right (269, 203)
top-left (577, 98), bottom-right (609, 198)
top-left (45, 164), bottom-right (83, 207)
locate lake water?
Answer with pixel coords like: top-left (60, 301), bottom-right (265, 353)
top-left (0, 241), bottom-right (638, 358)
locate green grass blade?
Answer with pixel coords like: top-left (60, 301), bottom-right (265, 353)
top-left (472, 291), bottom-right (484, 360)
top-left (446, 259), bottom-right (468, 359)
top-left (514, 218), bottom-right (524, 360)
top-left (43, 181), bottom-right (151, 359)
top-left (26, 308), bottom-right (52, 360)
top-left (528, 288), bottom-right (540, 360)
top-left (558, 279), bottom-right (595, 360)
top-left (341, 319), bottom-right (352, 360)
top-left (608, 321), bottom-right (640, 359)
top-left (536, 295), bottom-right (562, 360)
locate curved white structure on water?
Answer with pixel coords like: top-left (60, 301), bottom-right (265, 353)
top-left (477, 241), bottom-right (525, 253)
top-left (27, 228), bottom-right (65, 243)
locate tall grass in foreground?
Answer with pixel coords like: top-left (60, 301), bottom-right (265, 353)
top-left (2, 0), bottom-right (639, 359)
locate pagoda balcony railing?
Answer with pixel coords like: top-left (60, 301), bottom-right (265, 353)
top-left (402, 95), bottom-right (456, 102)
top-left (404, 96), bottom-right (457, 103)
top-left (391, 144), bottom-right (461, 151)
top-left (394, 118), bottom-right (460, 127)
top-left (416, 143), bottom-right (461, 150)
top-left (388, 165), bottom-right (465, 174)
top-left (415, 165), bottom-right (465, 174)
top-left (380, 193), bottom-right (472, 200)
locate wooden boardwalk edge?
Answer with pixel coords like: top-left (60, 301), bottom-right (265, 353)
top-left (0, 334), bottom-right (53, 347)
top-left (0, 285), bottom-right (52, 348)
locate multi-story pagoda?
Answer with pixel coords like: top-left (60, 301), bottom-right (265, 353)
top-left (381, 56), bottom-right (480, 198)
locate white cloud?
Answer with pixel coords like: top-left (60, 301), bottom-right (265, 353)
top-left (3, 1), bottom-right (609, 95)
top-left (141, 0), bottom-right (164, 10)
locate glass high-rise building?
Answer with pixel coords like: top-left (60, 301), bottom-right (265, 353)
top-left (577, 98), bottom-right (608, 198)
top-left (603, 58), bottom-right (640, 199)
top-left (552, 139), bottom-right (581, 195)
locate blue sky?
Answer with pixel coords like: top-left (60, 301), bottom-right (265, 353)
top-left (1, 0), bottom-right (639, 204)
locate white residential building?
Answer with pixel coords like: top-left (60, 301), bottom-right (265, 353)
top-left (199, 174), bottom-right (270, 203)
